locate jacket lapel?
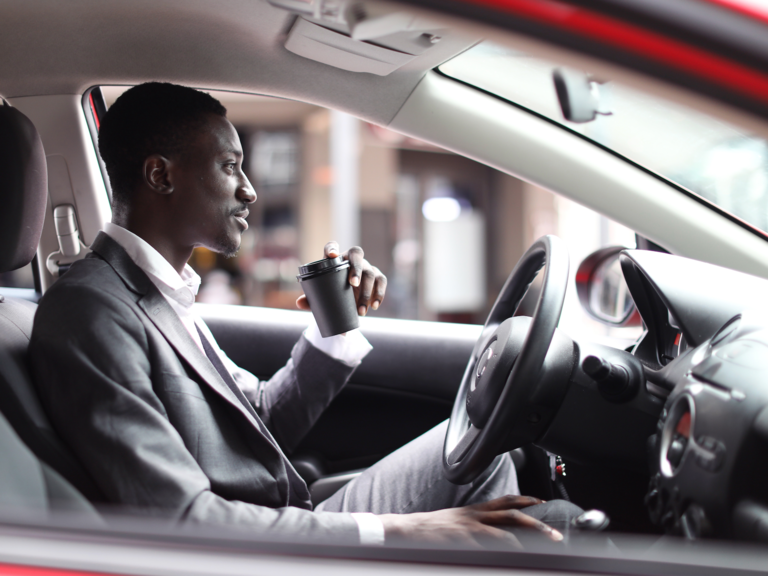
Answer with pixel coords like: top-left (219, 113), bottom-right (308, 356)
top-left (89, 233), bottom-right (268, 429)
top-left (137, 290), bottom-right (293, 504)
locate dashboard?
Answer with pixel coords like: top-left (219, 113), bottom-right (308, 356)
top-left (536, 248), bottom-right (768, 543)
top-left (619, 251), bottom-right (768, 542)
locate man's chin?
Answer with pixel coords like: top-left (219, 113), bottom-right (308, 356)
top-left (212, 235), bottom-right (241, 259)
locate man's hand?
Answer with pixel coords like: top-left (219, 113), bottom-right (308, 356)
top-left (378, 495), bottom-right (563, 549)
top-left (296, 241), bottom-right (387, 316)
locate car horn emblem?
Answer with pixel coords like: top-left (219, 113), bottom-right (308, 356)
top-left (471, 345), bottom-right (494, 391)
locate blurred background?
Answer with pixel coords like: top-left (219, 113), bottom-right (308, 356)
top-left (183, 89), bottom-right (638, 343)
top-left (0, 87), bottom-right (639, 344)
top-left (5, 44), bottom-right (768, 348)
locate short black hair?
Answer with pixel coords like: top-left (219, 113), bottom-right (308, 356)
top-left (98, 82), bottom-right (227, 204)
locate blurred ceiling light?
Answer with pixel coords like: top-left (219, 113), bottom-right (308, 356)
top-left (422, 197), bottom-right (461, 222)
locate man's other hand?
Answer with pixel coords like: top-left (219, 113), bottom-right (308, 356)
top-left (296, 241), bottom-right (387, 317)
top-left (378, 495), bottom-right (564, 549)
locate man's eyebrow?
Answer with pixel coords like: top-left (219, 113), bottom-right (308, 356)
top-left (222, 149), bottom-right (243, 157)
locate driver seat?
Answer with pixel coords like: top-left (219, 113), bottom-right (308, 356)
top-left (0, 100), bottom-right (105, 507)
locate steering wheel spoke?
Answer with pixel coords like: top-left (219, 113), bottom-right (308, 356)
top-left (446, 424), bottom-right (481, 466)
top-left (473, 323), bottom-right (501, 358)
top-left (443, 235), bottom-right (573, 485)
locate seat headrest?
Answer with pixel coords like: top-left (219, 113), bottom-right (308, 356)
top-left (0, 103), bottom-right (47, 273)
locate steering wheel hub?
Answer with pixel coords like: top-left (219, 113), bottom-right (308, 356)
top-left (466, 317), bottom-right (530, 429)
top-left (475, 345), bottom-right (494, 381)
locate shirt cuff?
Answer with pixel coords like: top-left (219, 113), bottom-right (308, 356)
top-left (351, 513), bottom-right (386, 546)
top-left (304, 318), bottom-right (372, 367)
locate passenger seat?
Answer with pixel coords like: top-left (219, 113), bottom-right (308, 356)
top-left (0, 101), bottom-right (105, 505)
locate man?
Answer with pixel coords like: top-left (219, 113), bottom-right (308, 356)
top-left (30, 83), bottom-right (579, 547)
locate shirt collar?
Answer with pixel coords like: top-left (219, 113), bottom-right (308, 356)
top-left (103, 222), bottom-right (201, 309)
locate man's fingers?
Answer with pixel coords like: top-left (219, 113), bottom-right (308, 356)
top-left (345, 246), bottom-right (364, 288)
top-left (324, 241), bottom-right (340, 259)
top-left (471, 495), bottom-right (543, 512)
top-left (355, 266), bottom-right (387, 315)
top-left (380, 512), bottom-right (524, 551)
top-left (296, 295), bottom-right (310, 311)
top-left (478, 526), bottom-right (524, 550)
top-left (323, 240), bottom-right (341, 258)
top-left (480, 509), bottom-right (563, 542)
top-left (371, 272), bottom-right (387, 310)
top-left (357, 267), bottom-right (376, 315)
top-left (466, 496), bottom-right (563, 542)
top-left (319, 242), bottom-right (387, 311)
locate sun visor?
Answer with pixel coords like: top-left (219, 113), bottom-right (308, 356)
top-left (285, 17), bottom-right (416, 76)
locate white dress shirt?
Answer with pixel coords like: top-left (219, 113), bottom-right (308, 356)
top-left (102, 223), bottom-right (383, 546)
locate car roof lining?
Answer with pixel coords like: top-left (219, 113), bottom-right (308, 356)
top-left (3, 0), bottom-right (768, 140)
top-left (0, 0), bottom-right (477, 126)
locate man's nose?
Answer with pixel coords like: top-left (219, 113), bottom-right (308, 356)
top-left (236, 173), bottom-right (257, 204)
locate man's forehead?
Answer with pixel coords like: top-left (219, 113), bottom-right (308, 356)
top-left (194, 114), bottom-right (242, 155)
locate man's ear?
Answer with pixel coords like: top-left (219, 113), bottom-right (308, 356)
top-left (143, 155), bottom-right (174, 194)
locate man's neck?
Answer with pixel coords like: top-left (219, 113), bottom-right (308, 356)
top-left (111, 214), bottom-right (191, 275)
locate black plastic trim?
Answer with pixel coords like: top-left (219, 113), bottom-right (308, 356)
top-left (635, 235), bottom-right (669, 254)
top-left (81, 86), bottom-right (112, 204)
top-left (30, 253), bottom-right (41, 294)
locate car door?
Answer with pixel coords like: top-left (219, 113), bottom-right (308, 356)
top-left (200, 305), bottom-right (479, 478)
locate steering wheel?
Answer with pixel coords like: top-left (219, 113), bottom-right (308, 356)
top-left (443, 235), bottom-right (571, 484)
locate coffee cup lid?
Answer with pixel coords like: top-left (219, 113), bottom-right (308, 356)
top-left (298, 257), bottom-right (348, 277)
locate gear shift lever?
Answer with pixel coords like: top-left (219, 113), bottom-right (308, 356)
top-left (571, 509), bottom-right (610, 532)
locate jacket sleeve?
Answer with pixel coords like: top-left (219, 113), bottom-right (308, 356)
top-left (29, 282), bottom-right (360, 541)
top-left (232, 336), bottom-right (358, 453)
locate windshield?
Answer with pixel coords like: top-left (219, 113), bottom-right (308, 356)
top-left (440, 42), bottom-right (768, 236)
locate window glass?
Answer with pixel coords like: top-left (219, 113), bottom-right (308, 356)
top-left (98, 86), bottom-right (640, 344)
top-left (440, 42), bottom-right (768, 236)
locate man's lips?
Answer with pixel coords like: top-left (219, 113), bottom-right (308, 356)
top-left (233, 209), bottom-right (249, 230)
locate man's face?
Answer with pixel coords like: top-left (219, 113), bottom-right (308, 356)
top-left (170, 114), bottom-right (256, 257)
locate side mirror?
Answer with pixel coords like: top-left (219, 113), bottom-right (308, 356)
top-left (576, 247), bottom-right (641, 327)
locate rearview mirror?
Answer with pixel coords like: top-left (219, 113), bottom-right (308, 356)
top-left (576, 247), bottom-right (641, 326)
top-left (553, 68), bottom-right (606, 123)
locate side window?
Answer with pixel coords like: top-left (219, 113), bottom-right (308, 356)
top-left (96, 87), bottom-right (638, 337)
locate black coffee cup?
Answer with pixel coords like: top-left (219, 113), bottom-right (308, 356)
top-left (297, 257), bottom-right (359, 337)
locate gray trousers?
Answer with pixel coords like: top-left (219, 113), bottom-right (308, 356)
top-left (317, 420), bottom-right (583, 532)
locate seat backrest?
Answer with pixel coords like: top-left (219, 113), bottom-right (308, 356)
top-left (0, 353), bottom-right (101, 522)
top-left (0, 102), bottom-right (105, 503)
top-left (0, 314), bottom-right (106, 502)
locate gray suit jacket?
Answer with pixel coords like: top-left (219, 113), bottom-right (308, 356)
top-left (29, 232), bottom-right (361, 541)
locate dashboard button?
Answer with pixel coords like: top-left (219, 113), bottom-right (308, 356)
top-left (667, 436), bottom-right (687, 468)
top-left (681, 504), bottom-right (712, 539)
top-left (694, 436), bottom-right (725, 472)
top-left (657, 408), bottom-right (668, 432)
top-left (698, 436), bottom-right (716, 450)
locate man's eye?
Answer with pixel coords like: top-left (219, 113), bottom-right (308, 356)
top-left (224, 163), bottom-right (236, 172)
